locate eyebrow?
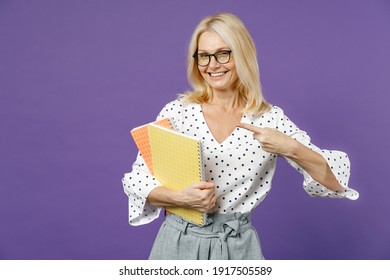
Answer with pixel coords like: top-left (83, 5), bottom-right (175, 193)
top-left (197, 47), bottom-right (231, 53)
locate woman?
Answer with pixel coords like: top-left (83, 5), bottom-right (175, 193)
top-left (122, 13), bottom-right (359, 260)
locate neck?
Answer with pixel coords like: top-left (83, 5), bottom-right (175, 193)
top-left (209, 89), bottom-right (243, 112)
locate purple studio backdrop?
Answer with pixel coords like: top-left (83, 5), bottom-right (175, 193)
top-left (0, 0), bottom-right (389, 260)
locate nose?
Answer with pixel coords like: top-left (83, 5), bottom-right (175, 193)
top-left (208, 55), bottom-right (220, 68)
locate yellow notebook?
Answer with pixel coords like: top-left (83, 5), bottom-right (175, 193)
top-left (148, 123), bottom-right (206, 226)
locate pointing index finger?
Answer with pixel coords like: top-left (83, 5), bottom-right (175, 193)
top-left (237, 122), bottom-right (261, 133)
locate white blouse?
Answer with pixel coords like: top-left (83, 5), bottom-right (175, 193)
top-left (122, 99), bottom-right (359, 226)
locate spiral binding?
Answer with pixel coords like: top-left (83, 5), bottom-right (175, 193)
top-left (198, 140), bottom-right (207, 225)
top-left (167, 117), bottom-right (178, 132)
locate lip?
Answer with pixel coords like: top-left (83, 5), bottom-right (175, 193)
top-left (208, 71), bottom-right (228, 77)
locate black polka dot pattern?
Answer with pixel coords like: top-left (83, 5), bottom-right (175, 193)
top-left (122, 99), bottom-right (359, 225)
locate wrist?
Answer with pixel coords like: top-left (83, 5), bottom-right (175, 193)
top-left (285, 139), bottom-right (302, 159)
top-left (171, 189), bottom-right (185, 207)
top-left (147, 186), bottom-right (184, 208)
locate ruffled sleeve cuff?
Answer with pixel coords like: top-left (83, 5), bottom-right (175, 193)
top-left (122, 153), bottom-right (163, 226)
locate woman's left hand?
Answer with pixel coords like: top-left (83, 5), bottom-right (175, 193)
top-left (237, 123), bottom-right (298, 157)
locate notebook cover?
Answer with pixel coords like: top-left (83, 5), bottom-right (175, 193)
top-left (130, 118), bottom-right (173, 174)
top-left (148, 123), bottom-right (206, 225)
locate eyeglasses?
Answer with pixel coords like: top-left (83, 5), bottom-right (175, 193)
top-left (192, 50), bottom-right (232, 67)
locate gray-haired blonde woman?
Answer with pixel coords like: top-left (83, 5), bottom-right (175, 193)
top-left (122, 13), bottom-right (359, 260)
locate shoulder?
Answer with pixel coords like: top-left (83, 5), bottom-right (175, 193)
top-left (245, 105), bottom-right (284, 123)
top-left (268, 104), bottom-right (285, 116)
top-left (157, 97), bottom-right (200, 132)
top-left (244, 105), bottom-right (299, 132)
top-left (157, 97), bottom-right (198, 121)
top-left (157, 98), bottom-right (183, 116)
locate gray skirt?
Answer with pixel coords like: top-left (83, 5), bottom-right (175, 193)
top-left (149, 212), bottom-right (264, 260)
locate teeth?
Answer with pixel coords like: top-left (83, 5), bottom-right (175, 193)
top-left (210, 72), bottom-right (225, 77)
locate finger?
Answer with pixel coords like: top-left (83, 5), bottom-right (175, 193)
top-left (212, 195), bottom-right (217, 205)
top-left (209, 196), bottom-right (218, 212)
top-left (237, 122), bottom-right (262, 133)
top-left (193, 181), bottom-right (215, 190)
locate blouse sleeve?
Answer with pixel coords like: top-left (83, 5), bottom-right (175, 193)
top-left (122, 153), bottom-right (162, 225)
top-left (122, 99), bottom-right (183, 226)
top-left (272, 106), bottom-right (359, 200)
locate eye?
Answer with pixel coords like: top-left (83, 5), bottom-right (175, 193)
top-left (198, 53), bottom-right (209, 58)
top-left (217, 50), bottom-right (230, 57)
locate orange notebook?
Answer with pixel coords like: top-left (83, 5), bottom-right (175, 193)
top-left (130, 118), bottom-right (173, 174)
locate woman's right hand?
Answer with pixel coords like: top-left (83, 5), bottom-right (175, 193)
top-left (178, 181), bottom-right (217, 212)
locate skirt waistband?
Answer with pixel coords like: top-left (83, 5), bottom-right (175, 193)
top-left (165, 212), bottom-right (253, 241)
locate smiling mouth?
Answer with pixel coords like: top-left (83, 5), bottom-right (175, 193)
top-left (209, 72), bottom-right (227, 77)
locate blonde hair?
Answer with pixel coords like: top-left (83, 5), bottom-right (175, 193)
top-left (181, 13), bottom-right (270, 116)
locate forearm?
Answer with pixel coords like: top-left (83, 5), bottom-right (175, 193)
top-left (146, 182), bottom-right (217, 212)
top-left (146, 186), bottom-right (184, 208)
top-left (286, 141), bottom-right (345, 192)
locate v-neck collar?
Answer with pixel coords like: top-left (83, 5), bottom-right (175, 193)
top-left (197, 103), bottom-right (245, 146)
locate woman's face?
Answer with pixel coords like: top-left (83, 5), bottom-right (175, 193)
top-left (197, 31), bottom-right (238, 94)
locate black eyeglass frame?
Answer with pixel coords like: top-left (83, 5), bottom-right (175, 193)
top-left (192, 50), bottom-right (232, 66)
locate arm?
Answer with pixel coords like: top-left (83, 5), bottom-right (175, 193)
top-left (146, 181), bottom-right (217, 212)
top-left (285, 139), bottom-right (344, 192)
top-left (237, 123), bottom-right (345, 192)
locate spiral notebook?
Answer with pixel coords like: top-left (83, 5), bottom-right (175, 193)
top-left (148, 123), bottom-right (206, 226)
top-left (130, 118), bottom-right (173, 174)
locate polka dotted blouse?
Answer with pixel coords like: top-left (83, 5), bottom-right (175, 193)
top-left (122, 99), bottom-right (359, 225)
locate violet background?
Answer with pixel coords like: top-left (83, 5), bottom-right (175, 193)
top-left (1, 0), bottom-right (389, 260)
